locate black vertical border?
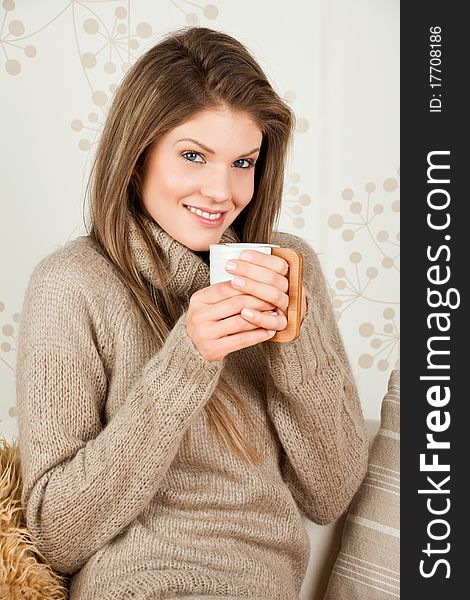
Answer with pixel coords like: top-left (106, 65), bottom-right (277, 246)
top-left (401, 3), bottom-right (467, 598)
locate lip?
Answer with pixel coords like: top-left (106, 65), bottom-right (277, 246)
top-left (183, 204), bottom-right (227, 228)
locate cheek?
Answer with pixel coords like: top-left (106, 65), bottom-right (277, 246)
top-left (152, 158), bottom-right (198, 197)
top-left (234, 176), bottom-right (255, 207)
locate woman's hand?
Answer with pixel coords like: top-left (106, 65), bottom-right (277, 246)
top-left (226, 250), bottom-right (308, 332)
top-left (185, 282), bottom-right (279, 363)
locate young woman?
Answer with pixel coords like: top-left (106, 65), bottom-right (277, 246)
top-left (16, 26), bottom-right (368, 599)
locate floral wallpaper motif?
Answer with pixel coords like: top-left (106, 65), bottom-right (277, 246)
top-left (2, 0), bottom-right (219, 75)
top-left (281, 170), bottom-right (312, 230)
top-left (328, 171), bottom-right (400, 371)
top-left (0, 300), bottom-right (19, 374)
top-left (1, 1), bottom-right (214, 144)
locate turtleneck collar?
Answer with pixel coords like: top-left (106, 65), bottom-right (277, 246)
top-left (127, 208), bottom-right (240, 301)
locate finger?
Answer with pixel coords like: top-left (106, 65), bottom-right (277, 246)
top-left (201, 294), bottom-right (277, 322)
top-left (210, 312), bottom-right (266, 338)
top-left (225, 258), bottom-right (289, 293)
top-left (195, 280), bottom-right (255, 305)
top-left (240, 308), bottom-right (288, 332)
top-left (230, 276), bottom-right (289, 313)
top-left (215, 327), bottom-right (276, 355)
top-left (237, 249), bottom-right (289, 276)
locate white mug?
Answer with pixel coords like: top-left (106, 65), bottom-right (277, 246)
top-left (209, 242), bottom-right (303, 343)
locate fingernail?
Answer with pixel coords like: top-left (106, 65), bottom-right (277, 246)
top-left (225, 260), bottom-right (236, 272)
top-left (240, 251), bottom-right (253, 261)
top-left (242, 308), bottom-right (253, 318)
top-left (232, 277), bottom-right (245, 287)
top-left (267, 330), bottom-right (276, 336)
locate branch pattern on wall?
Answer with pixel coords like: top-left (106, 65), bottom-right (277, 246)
top-left (1, 0), bottom-right (220, 78)
top-left (0, 301), bottom-right (19, 373)
top-left (327, 171), bottom-right (400, 371)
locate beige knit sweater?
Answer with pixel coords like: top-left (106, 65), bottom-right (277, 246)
top-left (16, 210), bottom-right (368, 599)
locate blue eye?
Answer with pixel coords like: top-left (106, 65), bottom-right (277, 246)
top-left (181, 151), bottom-right (255, 169)
top-left (234, 158), bottom-right (255, 169)
top-left (181, 151), bottom-right (204, 164)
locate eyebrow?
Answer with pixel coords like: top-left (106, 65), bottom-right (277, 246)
top-left (174, 138), bottom-right (260, 157)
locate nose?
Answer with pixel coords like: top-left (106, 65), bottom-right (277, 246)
top-left (200, 165), bottom-right (232, 203)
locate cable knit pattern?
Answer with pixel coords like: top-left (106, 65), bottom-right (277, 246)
top-left (16, 211), bottom-right (368, 599)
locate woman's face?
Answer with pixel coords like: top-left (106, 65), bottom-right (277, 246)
top-left (140, 107), bottom-right (263, 251)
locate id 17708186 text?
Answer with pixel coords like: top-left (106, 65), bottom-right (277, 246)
top-left (429, 26), bottom-right (442, 113)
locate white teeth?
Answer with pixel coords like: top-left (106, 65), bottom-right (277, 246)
top-left (186, 205), bottom-right (222, 220)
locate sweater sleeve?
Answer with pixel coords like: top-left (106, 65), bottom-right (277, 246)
top-left (16, 251), bottom-right (225, 574)
top-left (264, 234), bottom-right (369, 525)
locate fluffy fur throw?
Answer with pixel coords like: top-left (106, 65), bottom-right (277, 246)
top-left (0, 436), bottom-right (68, 599)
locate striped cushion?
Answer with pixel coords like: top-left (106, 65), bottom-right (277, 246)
top-left (324, 370), bottom-right (400, 599)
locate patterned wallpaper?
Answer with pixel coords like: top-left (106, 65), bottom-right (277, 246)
top-left (328, 178), bottom-right (400, 370)
top-left (0, 0), bottom-right (399, 439)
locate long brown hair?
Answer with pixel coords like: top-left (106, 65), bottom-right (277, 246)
top-left (85, 26), bottom-right (295, 464)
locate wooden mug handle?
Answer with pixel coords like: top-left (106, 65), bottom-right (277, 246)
top-left (270, 247), bottom-right (303, 343)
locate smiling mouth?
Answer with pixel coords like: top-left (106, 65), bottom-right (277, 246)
top-left (183, 204), bottom-right (226, 220)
